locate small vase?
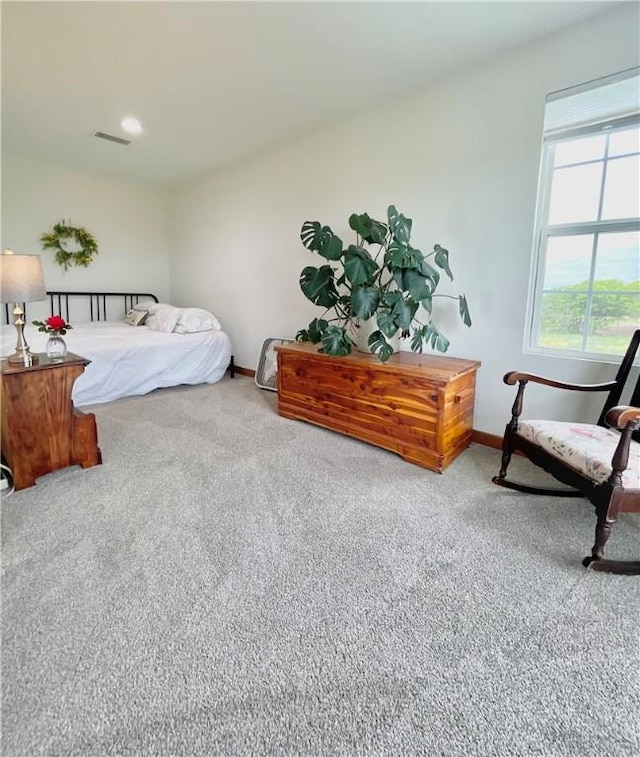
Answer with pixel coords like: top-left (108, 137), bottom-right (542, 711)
top-left (46, 334), bottom-right (67, 360)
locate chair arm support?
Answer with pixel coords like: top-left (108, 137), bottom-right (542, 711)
top-left (604, 406), bottom-right (640, 489)
top-left (605, 405), bottom-right (640, 432)
top-left (503, 371), bottom-right (618, 393)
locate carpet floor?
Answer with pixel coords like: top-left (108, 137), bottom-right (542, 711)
top-left (2, 376), bottom-right (639, 756)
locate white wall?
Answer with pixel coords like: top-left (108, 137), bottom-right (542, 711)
top-left (2, 153), bottom-right (171, 322)
top-left (169, 4), bottom-right (639, 435)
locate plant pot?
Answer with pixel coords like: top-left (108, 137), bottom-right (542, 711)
top-left (353, 317), bottom-right (401, 355)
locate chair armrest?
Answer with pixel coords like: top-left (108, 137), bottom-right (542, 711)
top-left (601, 405), bottom-right (640, 488)
top-left (605, 405), bottom-right (640, 431)
top-left (503, 371), bottom-right (618, 393)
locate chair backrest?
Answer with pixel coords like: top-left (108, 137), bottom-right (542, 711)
top-left (597, 329), bottom-right (640, 436)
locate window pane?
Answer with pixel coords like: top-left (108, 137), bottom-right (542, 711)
top-left (547, 163), bottom-right (602, 224)
top-left (543, 235), bottom-right (593, 289)
top-left (539, 292), bottom-right (587, 347)
top-left (601, 154), bottom-right (640, 219)
top-left (554, 134), bottom-right (605, 166)
top-left (593, 231), bottom-right (640, 284)
top-left (530, 72), bottom-right (640, 359)
top-left (609, 126), bottom-right (640, 157)
top-left (586, 294), bottom-right (640, 355)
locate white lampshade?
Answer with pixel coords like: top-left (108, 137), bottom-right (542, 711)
top-left (0, 252), bottom-right (46, 302)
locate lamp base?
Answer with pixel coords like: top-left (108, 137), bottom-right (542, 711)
top-left (7, 303), bottom-right (39, 367)
top-left (7, 349), bottom-right (39, 367)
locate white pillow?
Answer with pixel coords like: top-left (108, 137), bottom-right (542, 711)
top-left (145, 304), bottom-right (181, 333)
top-left (173, 307), bottom-right (222, 334)
top-left (132, 300), bottom-right (157, 312)
top-left (124, 308), bottom-right (148, 326)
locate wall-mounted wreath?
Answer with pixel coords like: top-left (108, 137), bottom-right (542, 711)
top-left (41, 220), bottom-right (99, 270)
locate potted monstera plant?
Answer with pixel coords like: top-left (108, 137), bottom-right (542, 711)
top-left (296, 205), bottom-right (471, 362)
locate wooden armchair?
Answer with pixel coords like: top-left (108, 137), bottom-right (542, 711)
top-left (492, 330), bottom-right (640, 575)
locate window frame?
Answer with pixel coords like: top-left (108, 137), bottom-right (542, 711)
top-left (526, 113), bottom-right (640, 363)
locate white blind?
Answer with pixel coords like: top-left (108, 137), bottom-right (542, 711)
top-left (544, 67), bottom-right (640, 136)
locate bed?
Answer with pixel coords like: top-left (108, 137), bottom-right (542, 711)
top-left (1, 291), bottom-right (233, 407)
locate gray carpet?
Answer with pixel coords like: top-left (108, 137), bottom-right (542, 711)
top-left (2, 376), bottom-right (639, 756)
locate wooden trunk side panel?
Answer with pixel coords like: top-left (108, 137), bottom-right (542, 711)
top-left (440, 373), bottom-right (478, 458)
top-left (278, 402), bottom-right (447, 471)
top-left (277, 347), bottom-right (479, 472)
top-left (280, 392), bottom-right (440, 442)
top-left (278, 360), bottom-right (442, 445)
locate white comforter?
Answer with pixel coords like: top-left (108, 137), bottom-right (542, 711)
top-left (1, 322), bottom-right (232, 407)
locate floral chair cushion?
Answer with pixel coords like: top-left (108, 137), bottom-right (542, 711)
top-left (519, 420), bottom-right (640, 490)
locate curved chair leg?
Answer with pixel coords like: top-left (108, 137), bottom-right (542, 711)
top-left (593, 509), bottom-right (614, 561)
top-left (582, 504), bottom-right (640, 575)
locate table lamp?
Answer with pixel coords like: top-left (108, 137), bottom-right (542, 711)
top-left (0, 249), bottom-right (47, 365)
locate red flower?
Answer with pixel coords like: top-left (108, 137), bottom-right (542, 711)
top-left (46, 315), bottom-right (67, 331)
top-left (32, 314), bottom-right (73, 335)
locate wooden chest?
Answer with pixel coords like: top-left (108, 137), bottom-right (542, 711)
top-left (276, 342), bottom-right (480, 472)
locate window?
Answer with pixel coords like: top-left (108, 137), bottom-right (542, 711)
top-left (527, 68), bottom-right (640, 360)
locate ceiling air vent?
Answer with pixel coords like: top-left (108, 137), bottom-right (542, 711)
top-left (92, 131), bottom-right (130, 146)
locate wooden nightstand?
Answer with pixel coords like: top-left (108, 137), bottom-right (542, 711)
top-left (0, 352), bottom-right (102, 491)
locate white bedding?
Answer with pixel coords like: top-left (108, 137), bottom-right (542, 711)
top-left (1, 321), bottom-right (232, 407)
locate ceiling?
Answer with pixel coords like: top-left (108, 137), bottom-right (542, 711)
top-left (2, 1), bottom-right (617, 187)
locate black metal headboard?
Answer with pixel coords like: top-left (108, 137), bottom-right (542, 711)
top-left (3, 291), bottom-right (159, 324)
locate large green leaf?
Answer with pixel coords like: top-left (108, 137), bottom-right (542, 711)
top-left (384, 291), bottom-right (417, 330)
top-left (319, 233), bottom-right (344, 261)
top-left (349, 213), bottom-right (388, 245)
top-left (300, 221), bottom-right (333, 252)
top-left (385, 242), bottom-right (423, 270)
top-left (368, 330), bottom-right (395, 362)
top-left (391, 268), bottom-right (404, 290)
top-left (376, 309), bottom-right (399, 339)
top-left (423, 322), bottom-right (450, 353)
top-left (407, 246), bottom-right (425, 268)
top-left (383, 291), bottom-right (402, 309)
top-left (410, 324), bottom-right (428, 353)
top-left (344, 245), bottom-right (378, 286)
top-left (393, 272), bottom-right (410, 290)
top-left (459, 294), bottom-right (472, 327)
top-left (402, 269), bottom-right (431, 301)
top-left (295, 317), bottom-right (329, 344)
top-left (299, 221), bottom-right (343, 260)
top-left (351, 286), bottom-right (381, 319)
top-left (308, 317), bottom-right (329, 342)
top-left (432, 331), bottom-right (450, 353)
top-left (299, 265), bottom-right (339, 308)
top-left (387, 205), bottom-right (412, 245)
top-left (321, 325), bottom-right (352, 357)
top-left (419, 258), bottom-right (440, 291)
top-left (433, 244), bottom-right (453, 281)
top-left (384, 241), bottom-right (411, 268)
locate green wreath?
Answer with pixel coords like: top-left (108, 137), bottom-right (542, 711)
top-left (41, 221), bottom-right (99, 270)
